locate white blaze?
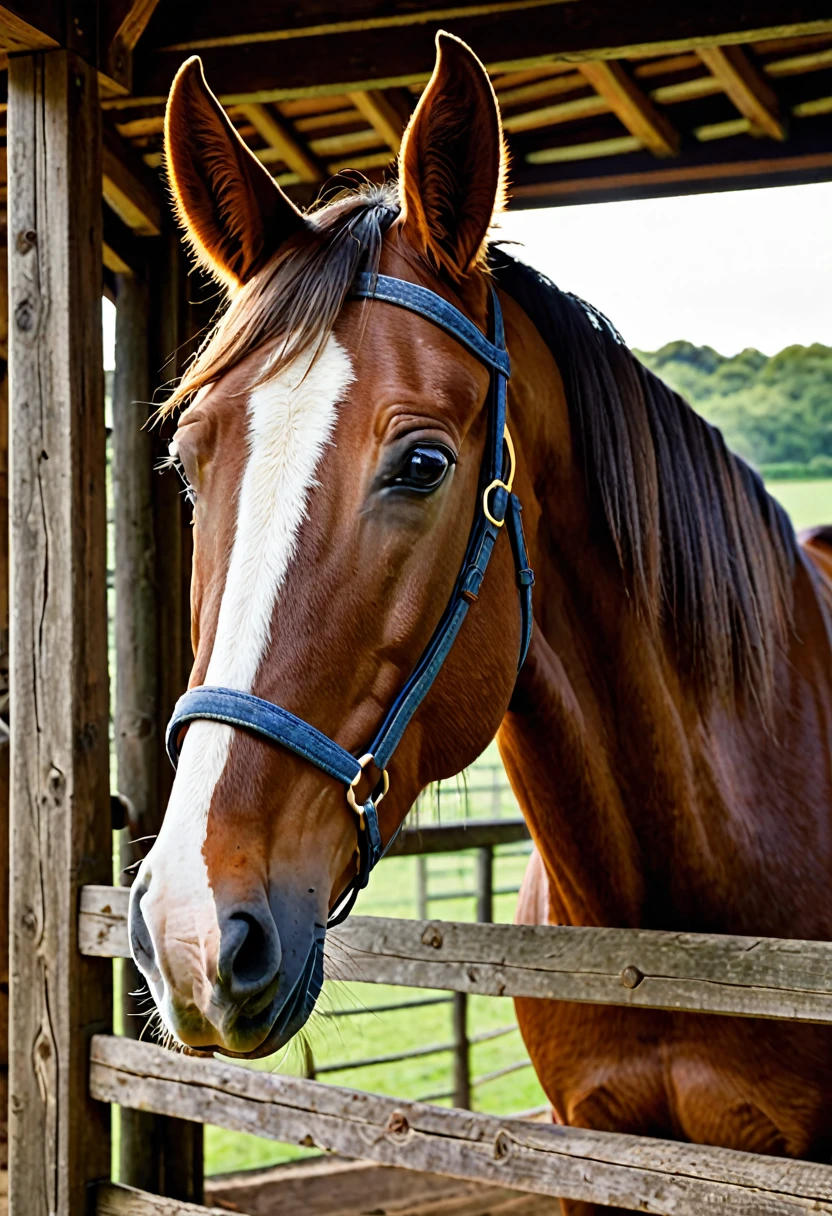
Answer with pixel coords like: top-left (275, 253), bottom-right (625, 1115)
top-left (136, 336), bottom-right (354, 1019)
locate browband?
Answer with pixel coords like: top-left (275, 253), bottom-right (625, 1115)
top-left (167, 273), bottom-right (534, 928)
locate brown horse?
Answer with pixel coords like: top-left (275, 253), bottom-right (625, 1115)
top-left (130, 34), bottom-right (832, 1212)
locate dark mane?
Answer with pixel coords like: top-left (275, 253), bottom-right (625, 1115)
top-left (492, 249), bottom-right (798, 705)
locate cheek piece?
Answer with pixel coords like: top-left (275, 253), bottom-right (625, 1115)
top-left (166, 274), bottom-right (535, 934)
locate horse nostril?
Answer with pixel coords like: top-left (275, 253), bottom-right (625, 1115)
top-left (218, 908), bottom-right (282, 999)
top-left (128, 881), bottom-right (156, 976)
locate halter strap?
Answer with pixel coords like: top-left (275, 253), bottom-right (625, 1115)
top-left (166, 274), bottom-right (534, 927)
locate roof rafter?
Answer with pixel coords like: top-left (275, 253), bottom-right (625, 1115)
top-left (578, 61), bottom-right (680, 158)
top-left (347, 91), bottom-right (408, 154)
top-left (236, 103), bottom-right (325, 183)
top-left (698, 45), bottom-right (786, 141)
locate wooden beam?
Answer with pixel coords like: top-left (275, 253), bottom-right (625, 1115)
top-left (102, 126), bottom-right (162, 235)
top-left (0, 4), bottom-right (59, 52)
top-left (698, 45), bottom-right (786, 140)
top-left (348, 91), bottom-right (408, 153)
top-left (90, 1035), bottom-right (832, 1216)
top-left (102, 0), bottom-right (163, 95)
top-left (79, 888), bottom-right (832, 1025)
top-left (0, 222), bottom-right (8, 1173)
top-left (8, 50), bottom-right (112, 1216)
top-left (132, 5), bottom-right (832, 104)
top-left (578, 61), bottom-right (680, 157)
top-left (502, 95), bottom-right (610, 134)
top-left (236, 103), bottom-right (323, 182)
top-left (98, 1183), bottom-right (226, 1215)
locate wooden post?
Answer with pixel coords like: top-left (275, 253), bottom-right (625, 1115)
top-left (0, 223), bottom-right (9, 1170)
top-left (8, 50), bottom-right (112, 1216)
top-left (452, 992), bottom-right (470, 1110)
top-left (476, 847), bottom-right (494, 926)
top-left (416, 855), bottom-right (428, 920)
top-left (146, 230), bottom-right (203, 1204)
top-left (112, 265), bottom-right (164, 1194)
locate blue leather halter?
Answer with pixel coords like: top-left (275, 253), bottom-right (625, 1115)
top-left (166, 273), bottom-right (534, 926)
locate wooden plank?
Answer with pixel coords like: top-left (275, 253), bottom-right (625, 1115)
top-left (132, 6), bottom-right (832, 104)
top-left (348, 91), bottom-right (408, 153)
top-left (90, 1035), bottom-right (832, 1216)
top-left (526, 136), bottom-right (644, 165)
top-left (236, 103), bottom-right (324, 183)
top-left (102, 0), bottom-right (164, 95)
top-left (8, 50), bottom-right (112, 1216)
top-left (97, 1182), bottom-right (230, 1215)
top-left (765, 46), bottom-right (832, 76)
top-left (391, 820), bottom-right (531, 856)
top-left (0, 222), bottom-right (8, 1171)
top-left (502, 95), bottom-right (610, 134)
top-left (102, 127), bottom-right (162, 236)
top-left (0, 4), bottom-right (59, 52)
top-left (77, 888), bottom-right (832, 1025)
top-left (578, 61), bottom-right (680, 157)
top-left (698, 45), bottom-right (786, 140)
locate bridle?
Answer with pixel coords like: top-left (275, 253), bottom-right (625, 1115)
top-left (166, 272), bottom-right (535, 926)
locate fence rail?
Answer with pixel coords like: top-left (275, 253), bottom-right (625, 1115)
top-left (80, 885), bottom-right (832, 1024)
top-left (89, 1034), bottom-right (832, 1216)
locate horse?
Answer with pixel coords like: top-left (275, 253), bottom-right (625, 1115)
top-left (129, 33), bottom-right (832, 1214)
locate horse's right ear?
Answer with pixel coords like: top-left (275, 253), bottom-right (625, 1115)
top-left (164, 57), bottom-right (305, 290)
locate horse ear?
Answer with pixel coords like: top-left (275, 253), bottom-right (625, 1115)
top-left (399, 32), bottom-right (507, 278)
top-left (164, 57), bottom-right (306, 290)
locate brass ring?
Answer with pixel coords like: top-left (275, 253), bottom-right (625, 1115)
top-left (346, 752), bottom-right (390, 820)
top-left (481, 427), bottom-right (517, 528)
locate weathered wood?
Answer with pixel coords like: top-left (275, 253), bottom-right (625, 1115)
top-left (113, 265), bottom-right (168, 1196)
top-left (698, 45), bottom-right (787, 140)
top-left (452, 992), bottom-right (470, 1110)
top-left (0, 225), bottom-right (8, 1171)
top-left (97, 1182), bottom-right (231, 1216)
top-left (578, 60), bottom-right (680, 157)
top-left (102, 127), bottom-right (162, 236)
top-left (389, 820), bottom-right (530, 857)
top-left (237, 103), bottom-right (324, 182)
top-left (102, 0), bottom-right (163, 95)
top-left (133, 5), bottom-right (832, 104)
top-left (348, 91), bottom-right (408, 153)
top-left (0, 4), bottom-right (60, 52)
top-left (77, 888), bottom-right (832, 1025)
top-left (90, 1035), bottom-right (832, 1215)
top-left (8, 49), bottom-right (112, 1216)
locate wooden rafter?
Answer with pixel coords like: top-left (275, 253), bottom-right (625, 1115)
top-left (103, 0), bottom-right (163, 94)
top-left (0, 4), bottom-right (59, 52)
top-left (131, 6), bottom-right (832, 104)
top-left (102, 127), bottom-right (162, 235)
top-left (236, 103), bottom-right (324, 182)
top-left (698, 45), bottom-right (786, 141)
top-left (348, 91), bottom-right (408, 153)
top-left (578, 61), bottom-right (680, 158)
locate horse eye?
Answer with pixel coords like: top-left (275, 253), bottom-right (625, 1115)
top-left (394, 446), bottom-right (452, 492)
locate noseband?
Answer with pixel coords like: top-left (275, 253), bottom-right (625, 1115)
top-left (166, 273), bottom-right (534, 926)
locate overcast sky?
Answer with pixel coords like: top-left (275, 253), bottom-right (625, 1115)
top-left (102, 180), bottom-right (832, 368)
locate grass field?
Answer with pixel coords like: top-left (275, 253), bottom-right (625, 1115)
top-left (123, 477), bottom-right (832, 1180)
top-left (767, 478), bottom-right (832, 530)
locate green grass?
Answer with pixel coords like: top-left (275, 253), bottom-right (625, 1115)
top-left (766, 478), bottom-right (832, 531)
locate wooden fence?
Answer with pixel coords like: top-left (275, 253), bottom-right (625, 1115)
top-left (78, 884), bottom-right (832, 1215)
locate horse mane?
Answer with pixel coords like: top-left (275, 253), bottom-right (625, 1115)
top-left (167, 179), bottom-right (799, 706)
top-left (491, 248), bottom-right (798, 706)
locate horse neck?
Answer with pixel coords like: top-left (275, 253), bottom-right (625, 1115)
top-left (498, 293), bottom-right (832, 934)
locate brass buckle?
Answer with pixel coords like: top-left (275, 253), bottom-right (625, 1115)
top-left (482, 427), bottom-right (516, 528)
top-left (346, 752), bottom-right (390, 826)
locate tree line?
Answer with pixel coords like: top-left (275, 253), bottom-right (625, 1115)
top-left (636, 341), bottom-right (832, 480)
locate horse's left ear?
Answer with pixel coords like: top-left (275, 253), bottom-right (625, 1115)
top-left (399, 32), bottom-right (507, 278)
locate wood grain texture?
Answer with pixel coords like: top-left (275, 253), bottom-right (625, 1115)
top-left (133, 5), bottom-right (832, 103)
top-left (97, 1182), bottom-right (231, 1215)
top-left (698, 45), bottom-right (787, 140)
top-left (0, 226), bottom-right (9, 1170)
top-left (79, 889), bottom-right (832, 1024)
top-left (8, 50), bottom-right (112, 1216)
top-left (578, 60), bottom-right (680, 156)
top-left (90, 1035), bottom-right (832, 1215)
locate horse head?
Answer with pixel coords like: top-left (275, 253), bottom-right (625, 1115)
top-left (129, 34), bottom-right (534, 1057)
